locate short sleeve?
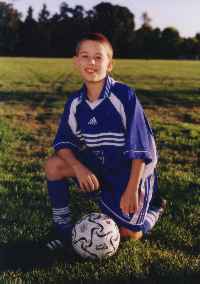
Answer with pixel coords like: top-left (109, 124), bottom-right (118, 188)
top-left (53, 97), bottom-right (81, 152)
top-left (124, 89), bottom-right (157, 165)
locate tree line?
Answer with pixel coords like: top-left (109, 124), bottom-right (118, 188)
top-left (0, 1), bottom-right (200, 59)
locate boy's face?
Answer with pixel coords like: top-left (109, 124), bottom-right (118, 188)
top-left (74, 40), bottom-right (113, 83)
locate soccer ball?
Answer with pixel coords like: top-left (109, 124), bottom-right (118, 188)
top-left (72, 212), bottom-right (120, 259)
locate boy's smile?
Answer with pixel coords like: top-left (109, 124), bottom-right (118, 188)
top-left (74, 40), bottom-right (113, 84)
top-left (85, 67), bottom-right (96, 75)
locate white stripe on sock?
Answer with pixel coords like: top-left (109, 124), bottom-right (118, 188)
top-left (52, 206), bottom-right (70, 214)
top-left (53, 216), bottom-right (71, 225)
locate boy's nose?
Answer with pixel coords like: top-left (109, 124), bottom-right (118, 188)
top-left (88, 58), bottom-right (95, 65)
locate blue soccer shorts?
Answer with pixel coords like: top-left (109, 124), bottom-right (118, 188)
top-left (73, 147), bottom-right (157, 233)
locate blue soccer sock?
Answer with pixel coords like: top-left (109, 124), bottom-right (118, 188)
top-left (47, 179), bottom-right (72, 239)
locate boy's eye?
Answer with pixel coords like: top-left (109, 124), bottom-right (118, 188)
top-left (95, 56), bottom-right (102, 60)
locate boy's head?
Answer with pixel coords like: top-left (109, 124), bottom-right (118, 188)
top-left (74, 33), bottom-right (113, 83)
top-left (75, 33), bottom-right (113, 59)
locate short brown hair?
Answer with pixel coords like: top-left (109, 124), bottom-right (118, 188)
top-left (75, 33), bottom-right (114, 59)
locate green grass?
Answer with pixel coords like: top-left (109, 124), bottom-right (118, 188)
top-left (0, 58), bottom-right (200, 283)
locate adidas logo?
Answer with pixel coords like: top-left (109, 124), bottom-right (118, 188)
top-left (88, 116), bottom-right (98, 126)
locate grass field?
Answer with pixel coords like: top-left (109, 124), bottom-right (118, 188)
top-left (0, 58), bottom-right (200, 283)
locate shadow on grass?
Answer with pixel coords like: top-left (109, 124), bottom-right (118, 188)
top-left (137, 89), bottom-right (200, 108)
top-left (0, 240), bottom-right (54, 271)
top-left (0, 89), bottom-right (200, 110)
top-left (0, 90), bottom-right (69, 109)
top-left (0, 239), bottom-right (77, 272)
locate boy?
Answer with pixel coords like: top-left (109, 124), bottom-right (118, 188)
top-left (45, 33), bottom-right (166, 251)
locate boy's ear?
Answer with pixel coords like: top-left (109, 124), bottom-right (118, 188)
top-left (108, 59), bottom-right (113, 73)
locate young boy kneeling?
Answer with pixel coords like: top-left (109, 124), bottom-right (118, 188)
top-left (45, 33), bottom-right (166, 250)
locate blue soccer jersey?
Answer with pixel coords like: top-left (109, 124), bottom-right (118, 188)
top-left (53, 76), bottom-right (158, 231)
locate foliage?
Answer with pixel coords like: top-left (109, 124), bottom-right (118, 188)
top-left (0, 1), bottom-right (21, 54)
top-left (0, 1), bottom-right (200, 58)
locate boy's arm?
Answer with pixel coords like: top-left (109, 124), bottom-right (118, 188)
top-left (57, 148), bottom-right (100, 192)
top-left (120, 159), bottom-right (145, 214)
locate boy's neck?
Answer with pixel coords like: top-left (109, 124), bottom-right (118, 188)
top-left (85, 78), bottom-right (106, 102)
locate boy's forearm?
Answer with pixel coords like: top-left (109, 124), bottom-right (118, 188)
top-left (57, 148), bottom-right (82, 170)
top-left (126, 159), bottom-right (145, 193)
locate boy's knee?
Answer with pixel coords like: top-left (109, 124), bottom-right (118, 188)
top-left (44, 156), bottom-right (63, 180)
top-left (119, 227), bottom-right (143, 240)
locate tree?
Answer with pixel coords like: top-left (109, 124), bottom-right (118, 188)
top-left (73, 5), bottom-right (85, 19)
top-left (59, 2), bottom-right (73, 20)
top-left (0, 1), bottom-right (21, 55)
top-left (90, 2), bottom-right (135, 57)
top-left (195, 33), bottom-right (200, 58)
top-left (141, 11), bottom-right (152, 29)
top-left (26, 6), bottom-right (34, 22)
top-left (180, 37), bottom-right (200, 59)
top-left (160, 27), bottom-right (181, 58)
top-left (18, 6), bottom-right (39, 56)
top-left (38, 4), bottom-right (50, 23)
top-left (195, 33), bottom-right (200, 42)
top-left (49, 4), bottom-right (88, 57)
top-left (133, 26), bottom-right (151, 58)
top-left (131, 11), bottom-right (156, 58)
top-left (37, 4), bottom-right (51, 56)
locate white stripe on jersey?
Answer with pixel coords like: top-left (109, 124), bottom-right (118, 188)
top-left (82, 132), bottom-right (125, 138)
top-left (68, 97), bottom-right (81, 135)
top-left (123, 136), bottom-right (158, 179)
top-left (84, 142), bottom-right (125, 147)
top-left (84, 137), bottom-right (125, 143)
top-left (76, 132), bottom-right (126, 147)
top-left (109, 93), bottom-right (127, 130)
top-left (76, 132), bottom-right (83, 138)
top-left (105, 85), bottom-right (110, 96)
top-left (124, 150), bottom-right (149, 154)
top-left (143, 137), bottom-right (158, 178)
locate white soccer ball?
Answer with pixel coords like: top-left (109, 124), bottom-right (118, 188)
top-left (72, 212), bottom-right (120, 259)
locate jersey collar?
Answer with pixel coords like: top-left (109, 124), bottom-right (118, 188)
top-left (79, 75), bottom-right (115, 101)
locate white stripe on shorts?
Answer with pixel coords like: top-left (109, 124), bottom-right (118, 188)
top-left (100, 174), bottom-right (154, 227)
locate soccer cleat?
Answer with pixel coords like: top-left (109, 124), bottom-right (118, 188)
top-left (142, 196), bottom-right (167, 235)
top-left (159, 198), bottom-right (167, 213)
top-left (46, 239), bottom-right (64, 251)
top-left (150, 195), bottom-right (167, 213)
top-left (156, 197), bottom-right (167, 215)
top-left (44, 227), bottom-right (75, 260)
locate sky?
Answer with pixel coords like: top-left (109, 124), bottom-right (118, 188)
top-left (6, 0), bottom-right (200, 38)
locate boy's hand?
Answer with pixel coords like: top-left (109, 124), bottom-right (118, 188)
top-left (73, 163), bottom-right (100, 192)
top-left (120, 188), bottom-right (139, 215)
